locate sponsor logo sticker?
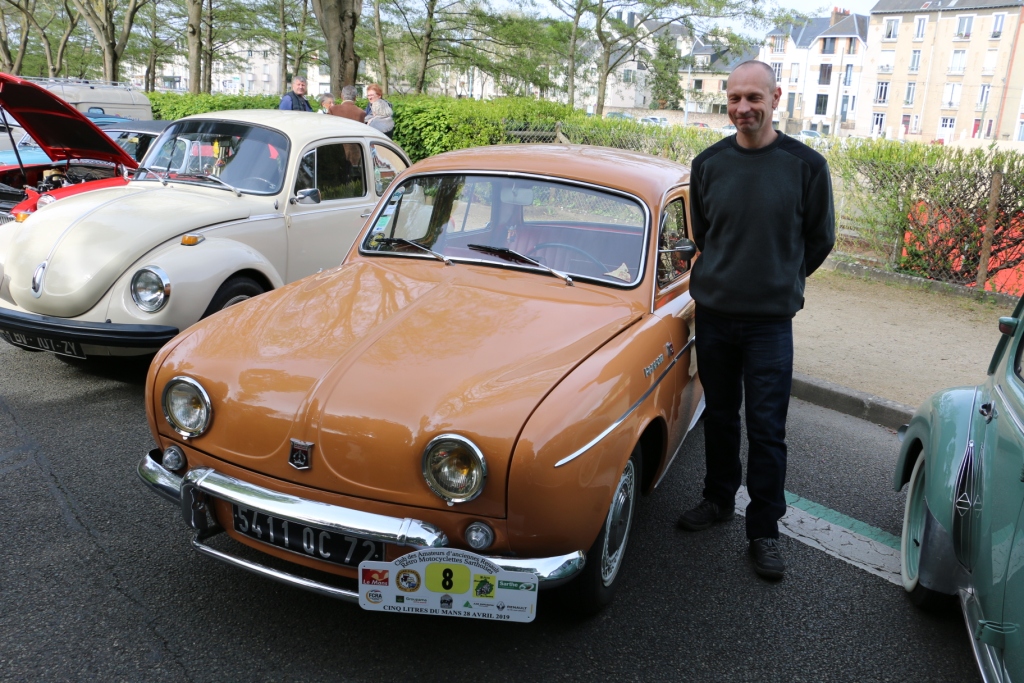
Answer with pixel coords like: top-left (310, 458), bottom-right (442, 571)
top-left (498, 580), bottom-right (537, 592)
top-left (366, 589), bottom-right (384, 604)
top-left (396, 569), bottom-right (421, 592)
top-left (473, 574), bottom-right (496, 598)
top-left (396, 596), bottom-right (404, 603)
top-left (497, 601), bottom-right (505, 611)
top-left (440, 594), bottom-right (453, 609)
top-left (362, 568), bottom-right (389, 586)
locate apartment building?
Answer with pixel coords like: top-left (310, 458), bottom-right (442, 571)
top-left (759, 10), bottom-right (870, 136)
top-left (683, 39), bottom-right (759, 116)
top-left (857, 0), bottom-right (1024, 142)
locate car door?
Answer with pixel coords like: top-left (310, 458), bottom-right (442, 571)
top-left (969, 321), bottom-right (1024, 648)
top-left (651, 190), bottom-right (700, 486)
top-left (286, 140), bottom-right (377, 281)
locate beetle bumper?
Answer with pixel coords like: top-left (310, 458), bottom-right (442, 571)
top-left (0, 307), bottom-right (178, 348)
top-left (137, 449), bottom-right (586, 601)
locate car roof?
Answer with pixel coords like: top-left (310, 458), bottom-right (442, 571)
top-left (406, 145), bottom-right (690, 209)
top-left (97, 119), bottom-right (173, 134)
top-left (183, 109), bottom-right (393, 151)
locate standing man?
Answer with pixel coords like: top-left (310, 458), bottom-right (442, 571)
top-left (677, 60), bottom-right (835, 580)
top-left (279, 76), bottom-right (313, 111)
top-left (329, 85), bottom-right (367, 123)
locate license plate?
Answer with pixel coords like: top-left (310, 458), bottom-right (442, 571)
top-left (0, 329), bottom-right (85, 358)
top-left (231, 505), bottom-right (384, 568)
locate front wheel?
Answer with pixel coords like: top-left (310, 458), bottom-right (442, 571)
top-left (201, 276), bottom-right (264, 319)
top-left (901, 455), bottom-right (950, 609)
top-left (563, 444), bottom-right (641, 616)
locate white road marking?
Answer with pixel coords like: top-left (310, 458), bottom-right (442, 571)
top-left (736, 486), bottom-right (903, 586)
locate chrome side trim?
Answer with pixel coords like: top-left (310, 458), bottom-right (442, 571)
top-left (653, 392), bottom-right (705, 489)
top-left (192, 533), bottom-right (361, 603)
top-left (485, 551), bottom-right (586, 588)
top-left (995, 384), bottom-right (1024, 434)
top-left (959, 588), bottom-right (1011, 683)
top-left (181, 466), bottom-right (448, 548)
top-left (555, 336), bottom-right (695, 468)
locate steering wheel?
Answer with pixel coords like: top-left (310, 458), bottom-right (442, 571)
top-left (242, 176), bottom-right (276, 191)
top-left (526, 242), bottom-right (608, 275)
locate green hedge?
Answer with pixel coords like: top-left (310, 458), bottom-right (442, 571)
top-left (148, 92), bottom-right (312, 119)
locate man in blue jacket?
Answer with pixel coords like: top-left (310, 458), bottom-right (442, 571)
top-left (279, 77), bottom-right (313, 111)
top-left (677, 60), bottom-right (835, 580)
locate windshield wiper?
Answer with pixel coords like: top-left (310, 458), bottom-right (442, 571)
top-left (134, 166), bottom-right (168, 186)
top-left (467, 244), bottom-right (573, 286)
top-left (375, 237), bottom-right (451, 265)
top-left (175, 172), bottom-right (242, 196)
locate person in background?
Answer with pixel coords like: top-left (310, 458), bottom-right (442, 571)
top-left (279, 77), bottom-right (313, 111)
top-left (364, 84), bottom-right (389, 118)
top-left (329, 86), bottom-right (366, 123)
top-left (316, 94), bottom-right (334, 113)
top-left (366, 98), bottom-right (394, 138)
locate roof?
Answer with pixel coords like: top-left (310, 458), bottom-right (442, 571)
top-left (870, 0), bottom-right (1022, 12)
top-left (184, 109), bottom-right (392, 150)
top-left (97, 119), bottom-right (173, 133)
top-left (408, 145), bottom-right (690, 210)
top-left (689, 40), bottom-right (760, 73)
top-left (768, 17), bottom-right (833, 48)
top-left (819, 14), bottom-right (869, 41)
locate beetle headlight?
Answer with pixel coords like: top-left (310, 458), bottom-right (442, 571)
top-left (131, 266), bottom-right (170, 312)
top-left (37, 194), bottom-right (56, 207)
top-left (162, 376), bottom-right (212, 438)
top-left (422, 434), bottom-right (487, 504)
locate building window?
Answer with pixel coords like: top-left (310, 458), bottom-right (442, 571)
top-left (815, 94), bottom-right (828, 115)
top-left (884, 18), bottom-right (899, 40)
top-left (262, 50), bottom-right (268, 58)
top-left (247, 49), bottom-right (253, 57)
top-left (844, 63), bottom-right (853, 86)
top-left (902, 114), bottom-right (911, 133)
top-left (914, 16), bottom-right (927, 39)
top-left (622, 69), bottom-right (634, 83)
top-left (905, 82), bottom-right (916, 105)
top-left (912, 114), bottom-right (920, 132)
top-left (720, 80), bottom-right (727, 91)
top-left (873, 112), bottom-right (886, 134)
top-left (822, 37), bottom-right (836, 54)
top-left (790, 63), bottom-right (800, 82)
top-left (771, 62), bottom-right (783, 80)
top-left (875, 81), bottom-right (890, 104)
top-left (984, 49), bottom-right (998, 73)
top-left (693, 79), bottom-right (702, 90)
top-left (879, 50), bottom-right (895, 72)
top-left (695, 55), bottom-right (710, 67)
top-left (910, 50), bottom-right (921, 72)
top-left (956, 15), bottom-right (973, 39)
top-left (772, 35), bottom-right (786, 53)
top-left (818, 64), bottom-right (832, 84)
top-left (848, 38), bottom-right (858, 54)
top-left (940, 116), bottom-right (956, 135)
top-left (850, 95), bottom-right (856, 111)
top-left (978, 83), bottom-right (991, 106)
top-left (993, 14), bottom-right (1005, 38)
top-left (942, 82), bottom-right (962, 107)
top-left (950, 50), bottom-right (967, 73)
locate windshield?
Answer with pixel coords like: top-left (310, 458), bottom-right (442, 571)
top-left (138, 120), bottom-right (289, 195)
top-left (361, 174), bottom-right (648, 287)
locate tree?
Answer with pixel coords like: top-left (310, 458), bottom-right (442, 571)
top-left (68, 0), bottom-right (149, 80)
top-left (649, 32), bottom-right (681, 108)
top-left (3, 0), bottom-right (80, 77)
top-left (0, 5), bottom-right (31, 74)
top-left (310, 0), bottom-right (361, 91)
top-left (546, 0), bottom-right (591, 108)
top-left (186, 0), bottom-right (201, 92)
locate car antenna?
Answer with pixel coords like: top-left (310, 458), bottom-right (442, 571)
top-left (0, 105), bottom-right (27, 187)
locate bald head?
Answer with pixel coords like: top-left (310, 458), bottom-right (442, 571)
top-left (728, 60), bottom-right (777, 92)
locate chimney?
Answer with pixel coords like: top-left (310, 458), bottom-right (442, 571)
top-left (830, 7), bottom-right (850, 25)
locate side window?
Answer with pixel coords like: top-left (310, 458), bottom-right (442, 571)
top-left (657, 198), bottom-right (690, 287)
top-left (295, 149), bottom-right (315, 192)
top-left (371, 144), bottom-right (408, 196)
top-left (317, 143), bottom-right (365, 200)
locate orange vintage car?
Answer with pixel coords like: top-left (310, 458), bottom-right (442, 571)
top-left (137, 144), bottom-right (704, 619)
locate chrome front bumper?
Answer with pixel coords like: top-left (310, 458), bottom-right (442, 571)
top-left (138, 449), bottom-right (586, 601)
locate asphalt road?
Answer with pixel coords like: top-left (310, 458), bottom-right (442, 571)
top-left (0, 342), bottom-right (978, 682)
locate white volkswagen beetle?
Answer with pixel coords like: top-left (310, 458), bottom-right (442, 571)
top-left (0, 109), bottom-right (409, 359)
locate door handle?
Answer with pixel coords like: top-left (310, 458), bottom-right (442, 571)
top-left (979, 402), bottom-right (996, 423)
top-left (360, 212), bottom-right (372, 218)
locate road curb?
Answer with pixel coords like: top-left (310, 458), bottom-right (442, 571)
top-left (791, 372), bottom-right (914, 430)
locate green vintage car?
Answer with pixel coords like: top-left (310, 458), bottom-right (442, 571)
top-left (896, 295), bottom-right (1024, 680)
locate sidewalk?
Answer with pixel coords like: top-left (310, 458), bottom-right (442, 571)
top-left (790, 262), bottom-right (1016, 428)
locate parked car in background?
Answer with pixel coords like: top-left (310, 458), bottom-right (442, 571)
top-left (798, 130), bottom-right (822, 142)
top-left (687, 122), bottom-right (711, 129)
top-left (896, 295), bottom-right (1024, 680)
top-left (25, 77), bottom-right (152, 120)
top-left (719, 124), bottom-right (737, 134)
top-left (0, 109), bottom-right (410, 360)
top-left (137, 144), bottom-right (705, 619)
top-left (639, 116), bottom-right (669, 126)
top-left (605, 111), bottom-right (634, 120)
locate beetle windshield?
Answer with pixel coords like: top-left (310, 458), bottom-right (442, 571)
top-left (361, 174), bottom-right (647, 286)
top-left (137, 120), bottom-right (289, 195)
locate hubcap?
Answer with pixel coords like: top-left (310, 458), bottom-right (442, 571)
top-left (601, 460), bottom-right (636, 586)
top-left (221, 294), bottom-right (251, 309)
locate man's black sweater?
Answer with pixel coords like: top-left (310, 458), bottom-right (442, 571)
top-left (689, 132), bottom-right (835, 319)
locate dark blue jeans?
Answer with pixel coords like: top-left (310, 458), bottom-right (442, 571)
top-left (695, 305), bottom-right (793, 540)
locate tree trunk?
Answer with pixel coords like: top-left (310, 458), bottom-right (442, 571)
top-left (594, 47), bottom-right (611, 117)
top-left (186, 0), bottom-right (202, 93)
top-left (565, 2), bottom-right (584, 109)
top-left (278, 0), bottom-right (288, 93)
top-left (414, 0), bottom-right (436, 93)
top-left (290, 0), bottom-right (309, 80)
top-left (310, 0), bottom-right (361, 93)
top-left (373, 0), bottom-right (387, 95)
top-left (202, 0), bottom-right (213, 93)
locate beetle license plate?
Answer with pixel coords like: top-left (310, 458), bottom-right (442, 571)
top-left (231, 505), bottom-right (384, 568)
top-left (0, 329), bottom-right (85, 358)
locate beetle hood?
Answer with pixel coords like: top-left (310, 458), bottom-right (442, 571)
top-left (5, 184), bottom-right (251, 316)
top-left (154, 259), bottom-right (643, 516)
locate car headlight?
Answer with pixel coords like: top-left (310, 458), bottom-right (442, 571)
top-left (422, 434), bottom-right (487, 504)
top-left (36, 194), bottom-right (56, 207)
top-left (131, 266), bottom-right (170, 312)
top-left (162, 376), bottom-right (212, 438)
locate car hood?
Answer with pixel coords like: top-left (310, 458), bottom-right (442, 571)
top-left (5, 184), bottom-right (251, 316)
top-left (0, 74), bottom-right (137, 167)
top-left (157, 259), bottom-right (643, 516)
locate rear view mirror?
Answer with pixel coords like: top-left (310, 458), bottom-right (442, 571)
top-left (500, 187), bottom-right (533, 206)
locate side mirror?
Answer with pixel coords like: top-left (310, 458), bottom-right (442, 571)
top-left (659, 238), bottom-right (697, 260)
top-left (293, 187), bottom-right (321, 205)
top-left (999, 317), bottom-right (1019, 336)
